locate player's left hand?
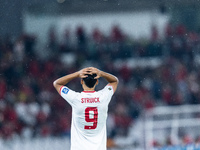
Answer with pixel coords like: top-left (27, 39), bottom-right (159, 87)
top-left (78, 68), bottom-right (92, 78)
top-left (88, 67), bottom-right (102, 79)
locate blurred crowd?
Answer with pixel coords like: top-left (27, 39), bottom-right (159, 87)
top-left (1, 23), bottom-right (200, 144)
top-left (149, 135), bottom-right (200, 150)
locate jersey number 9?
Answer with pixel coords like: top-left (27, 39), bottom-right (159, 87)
top-left (84, 107), bottom-right (98, 130)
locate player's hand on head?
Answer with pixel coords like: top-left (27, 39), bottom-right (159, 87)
top-left (88, 67), bottom-right (101, 79)
top-left (78, 68), bottom-right (92, 78)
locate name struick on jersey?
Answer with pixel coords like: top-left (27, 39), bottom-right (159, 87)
top-left (81, 97), bottom-right (100, 103)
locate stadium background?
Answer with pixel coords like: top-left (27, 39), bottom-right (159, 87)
top-left (1, 0), bottom-right (200, 149)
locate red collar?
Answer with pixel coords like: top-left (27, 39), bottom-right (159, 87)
top-left (82, 91), bottom-right (96, 93)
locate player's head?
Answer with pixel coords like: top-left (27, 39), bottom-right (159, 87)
top-left (82, 74), bottom-right (98, 88)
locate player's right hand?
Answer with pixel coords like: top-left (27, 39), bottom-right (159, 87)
top-left (88, 67), bottom-right (102, 79)
top-left (78, 68), bottom-right (92, 78)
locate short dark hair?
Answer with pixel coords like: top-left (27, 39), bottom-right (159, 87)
top-left (83, 74), bottom-right (97, 88)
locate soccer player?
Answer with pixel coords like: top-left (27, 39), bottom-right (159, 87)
top-left (53, 67), bottom-right (118, 150)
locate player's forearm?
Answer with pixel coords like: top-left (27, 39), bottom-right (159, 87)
top-left (53, 72), bottom-right (79, 87)
top-left (100, 71), bottom-right (118, 84)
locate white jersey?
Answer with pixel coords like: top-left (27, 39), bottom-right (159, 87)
top-left (59, 85), bottom-right (114, 150)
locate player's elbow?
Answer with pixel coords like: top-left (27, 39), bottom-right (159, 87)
top-left (53, 80), bottom-right (58, 88)
top-left (116, 77), bottom-right (119, 83)
top-left (115, 77), bottom-right (119, 85)
top-left (115, 77), bottom-right (119, 87)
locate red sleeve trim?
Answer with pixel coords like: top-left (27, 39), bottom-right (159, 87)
top-left (59, 86), bottom-right (64, 95)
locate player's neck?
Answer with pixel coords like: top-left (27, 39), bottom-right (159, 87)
top-left (83, 84), bottom-right (95, 91)
top-left (83, 87), bottom-right (95, 91)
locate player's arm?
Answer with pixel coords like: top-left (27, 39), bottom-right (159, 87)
top-left (88, 67), bottom-right (119, 93)
top-left (53, 68), bottom-right (90, 93)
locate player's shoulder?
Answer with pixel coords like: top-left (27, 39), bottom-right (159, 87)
top-left (97, 85), bottom-right (114, 94)
top-left (60, 86), bottom-right (80, 95)
top-left (60, 86), bottom-right (70, 94)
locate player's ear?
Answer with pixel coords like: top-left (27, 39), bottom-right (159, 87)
top-left (81, 79), bottom-right (84, 85)
top-left (96, 79), bottom-right (99, 85)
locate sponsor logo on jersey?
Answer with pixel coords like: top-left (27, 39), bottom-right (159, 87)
top-left (81, 97), bottom-right (100, 103)
top-left (62, 87), bottom-right (69, 94)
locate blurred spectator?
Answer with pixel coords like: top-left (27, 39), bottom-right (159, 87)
top-left (92, 28), bottom-right (103, 44)
top-left (0, 77), bottom-right (6, 99)
top-left (151, 25), bottom-right (158, 41)
top-left (111, 25), bottom-right (124, 42)
top-left (76, 26), bottom-right (87, 51)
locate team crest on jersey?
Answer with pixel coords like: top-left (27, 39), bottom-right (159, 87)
top-left (62, 87), bottom-right (69, 94)
top-left (108, 87), bottom-right (112, 90)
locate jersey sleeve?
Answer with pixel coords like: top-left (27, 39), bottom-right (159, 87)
top-left (100, 84), bottom-right (114, 98)
top-left (59, 86), bottom-right (78, 106)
